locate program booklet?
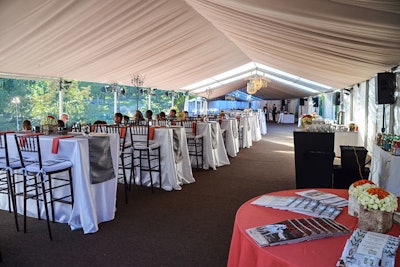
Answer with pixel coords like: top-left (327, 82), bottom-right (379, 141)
top-left (246, 217), bottom-right (350, 247)
top-left (296, 189), bottom-right (348, 207)
top-left (337, 228), bottom-right (400, 267)
top-left (251, 195), bottom-right (343, 220)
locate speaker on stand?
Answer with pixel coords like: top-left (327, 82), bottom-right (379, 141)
top-left (375, 72), bottom-right (397, 133)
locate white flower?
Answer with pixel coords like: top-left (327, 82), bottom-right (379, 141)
top-left (357, 188), bottom-right (398, 212)
top-left (348, 180), bottom-right (377, 198)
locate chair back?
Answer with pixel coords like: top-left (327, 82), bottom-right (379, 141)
top-left (180, 120), bottom-right (197, 135)
top-left (105, 125), bottom-right (128, 151)
top-left (0, 132), bottom-right (13, 166)
top-left (14, 134), bottom-right (42, 168)
top-left (340, 146), bottom-right (368, 170)
top-left (155, 120), bottom-right (168, 126)
top-left (130, 124), bottom-right (150, 146)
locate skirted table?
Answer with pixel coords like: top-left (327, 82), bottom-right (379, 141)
top-left (227, 188), bottom-right (400, 267)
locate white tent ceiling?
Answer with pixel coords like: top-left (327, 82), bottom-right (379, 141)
top-left (0, 0), bottom-right (399, 100)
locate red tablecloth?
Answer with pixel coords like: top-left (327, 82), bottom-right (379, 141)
top-left (227, 188), bottom-right (400, 267)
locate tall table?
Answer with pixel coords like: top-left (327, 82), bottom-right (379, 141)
top-left (220, 119), bottom-right (239, 157)
top-left (132, 126), bottom-right (195, 190)
top-left (196, 122), bottom-right (230, 170)
top-left (227, 188), bottom-right (400, 267)
top-left (1, 133), bottom-right (119, 234)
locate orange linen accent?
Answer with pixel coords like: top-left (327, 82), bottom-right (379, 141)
top-left (19, 133), bottom-right (42, 147)
top-left (0, 131), bottom-right (15, 134)
top-left (149, 126), bottom-right (160, 140)
top-left (192, 122), bottom-right (197, 135)
top-left (90, 125), bottom-right (95, 132)
top-left (119, 126), bottom-right (127, 139)
top-left (51, 135), bottom-right (74, 154)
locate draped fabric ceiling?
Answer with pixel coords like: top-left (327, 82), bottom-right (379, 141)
top-left (0, 0), bottom-right (399, 100)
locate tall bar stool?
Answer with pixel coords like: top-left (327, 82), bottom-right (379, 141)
top-left (0, 132), bottom-right (20, 231)
top-left (105, 125), bottom-right (132, 203)
top-left (131, 123), bottom-right (161, 193)
top-left (14, 133), bottom-right (74, 241)
top-left (181, 120), bottom-right (203, 169)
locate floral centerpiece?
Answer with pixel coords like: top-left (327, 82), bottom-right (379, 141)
top-left (41, 115), bottom-right (58, 135)
top-left (176, 111), bottom-right (185, 121)
top-left (348, 179), bottom-right (376, 217)
top-left (300, 114), bottom-right (312, 129)
top-left (357, 187), bottom-right (398, 233)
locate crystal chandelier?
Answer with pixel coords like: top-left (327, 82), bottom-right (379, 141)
top-left (247, 74), bottom-right (267, 94)
top-left (130, 74), bottom-right (145, 87)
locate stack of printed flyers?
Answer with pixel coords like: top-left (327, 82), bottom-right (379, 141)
top-left (247, 189), bottom-right (350, 247)
top-left (337, 228), bottom-right (400, 267)
top-left (251, 189), bottom-right (348, 220)
top-left (246, 217), bottom-right (351, 247)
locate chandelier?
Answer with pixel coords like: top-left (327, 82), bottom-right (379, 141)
top-left (130, 74), bottom-right (145, 87)
top-left (247, 74), bottom-right (267, 94)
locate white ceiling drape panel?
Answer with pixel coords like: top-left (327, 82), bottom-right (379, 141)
top-left (0, 0), bottom-right (249, 89)
top-left (0, 0), bottom-right (399, 99)
top-left (185, 0), bottom-right (400, 89)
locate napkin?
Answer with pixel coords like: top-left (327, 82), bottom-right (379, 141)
top-left (51, 135), bottom-right (74, 154)
top-left (192, 122), bottom-right (197, 135)
top-left (149, 126), bottom-right (160, 140)
top-left (119, 126), bottom-right (127, 139)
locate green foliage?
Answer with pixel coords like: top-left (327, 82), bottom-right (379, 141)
top-left (0, 77), bottom-right (192, 131)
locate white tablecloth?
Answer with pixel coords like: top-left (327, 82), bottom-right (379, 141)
top-left (221, 119), bottom-right (239, 157)
top-left (259, 112), bottom-right (267, 135)
top-left (248, 115), bottom-right (262, 142)
top-left (1, 133), bottom-right (119, 234)
top-left (334, 131), bottom-right (362, 157)
top-left (370, 144), bottom-right (400, 196)
top-left (239, 117), bottom-right (252, 148)
top-left (133, 127), bottom-right (195, 190)
top-left (278, 113), bottom-right (295, 123)
top-left (196, 122), bottom-right (230, 170)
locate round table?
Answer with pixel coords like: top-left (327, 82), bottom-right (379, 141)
top-left (227, 188), bottom-right (400, 267)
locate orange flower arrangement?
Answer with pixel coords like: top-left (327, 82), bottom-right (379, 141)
top-left (300, 114), bottom-right (312, 124)
top-left (358, 187), bottom-right (398, 212)
top-left (352, 180), bottom-right (374, 187)
top-left (365, 187), bottom-right (389, 200)
top-left (348, 179), bottom-right (376, 198)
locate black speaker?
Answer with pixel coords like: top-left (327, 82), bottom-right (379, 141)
top-left (376, 72), bottom-right (396, 104)
top-left (281, 99), bottom-right (286, 106)
top-left (312, 97), bottom-right (319, 107)
top-left (334, 92), bottom-right (340, 106)
top-left (299, 98), bottom-right (305, 106)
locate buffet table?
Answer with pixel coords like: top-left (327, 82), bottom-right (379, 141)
top-left (227, 188), bottom-right (400, 267)
top-left (1, 133), bottom-right (119, 234)
top-left (277, 113), bottom-right (295, 124)
top-left (370, 144), bottom-right (400, 196)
